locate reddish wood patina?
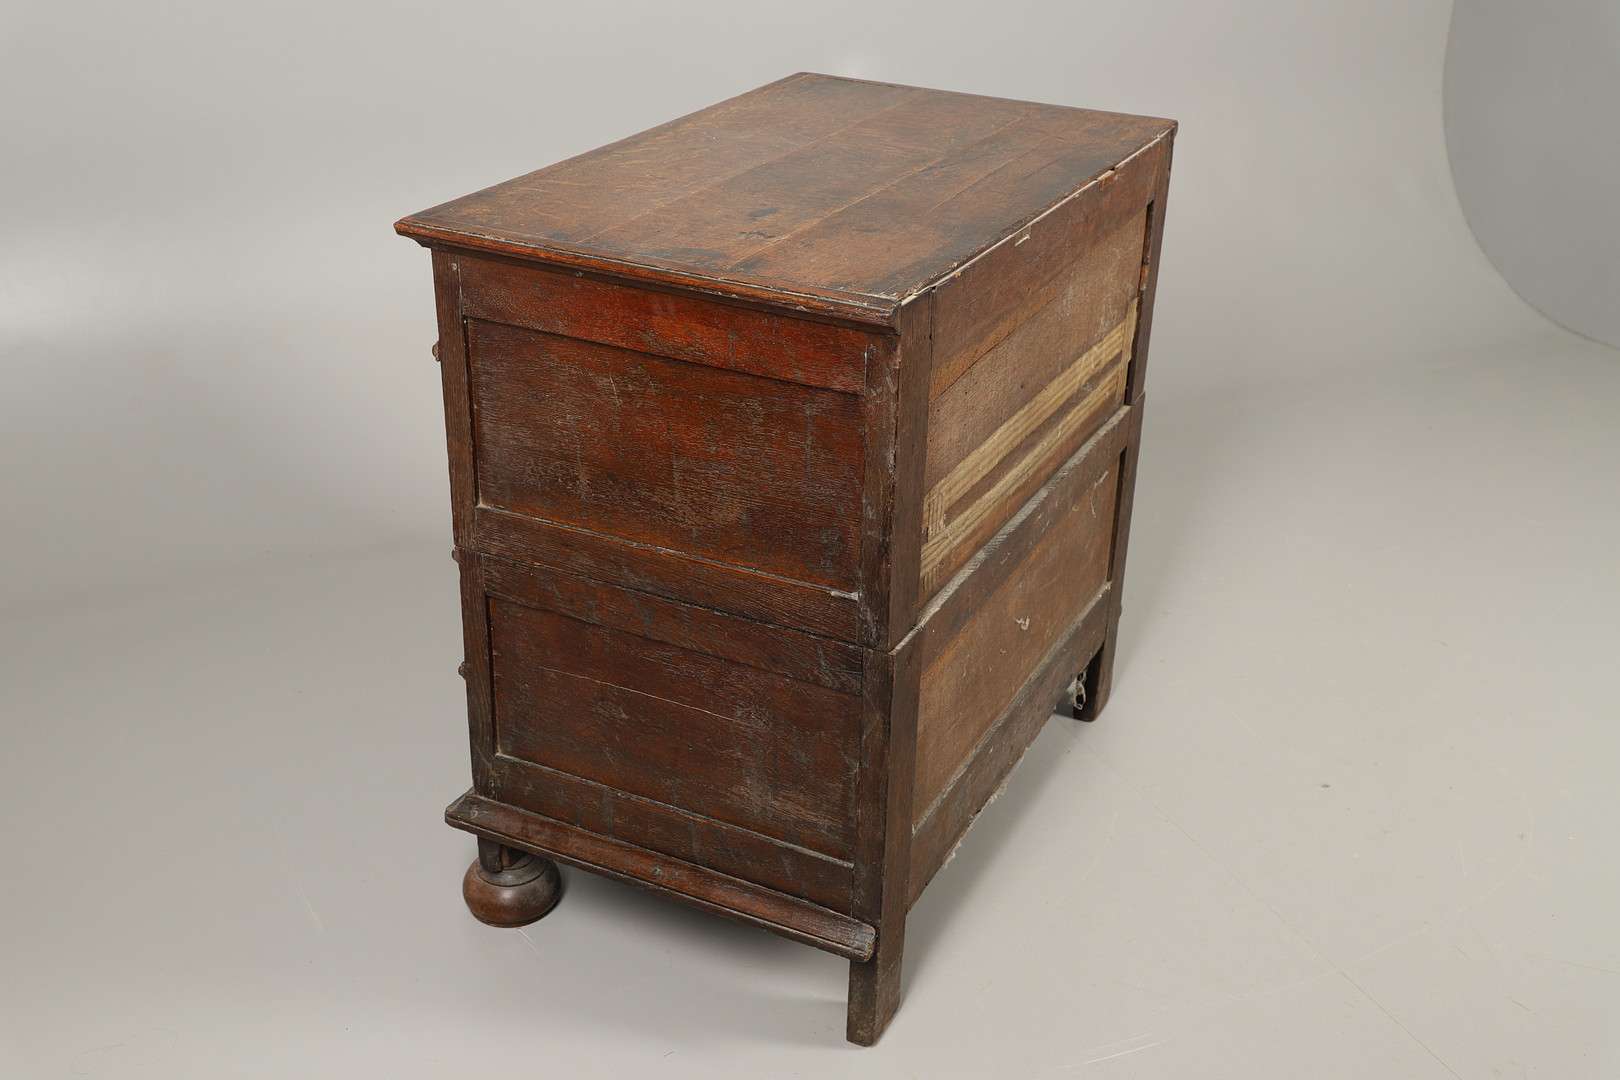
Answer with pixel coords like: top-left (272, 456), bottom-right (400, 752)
top-left (397, 72), bottom-right (1174, 1046)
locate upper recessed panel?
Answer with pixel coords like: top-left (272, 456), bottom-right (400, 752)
top-left (397, 74), bottom-right (1174, 319)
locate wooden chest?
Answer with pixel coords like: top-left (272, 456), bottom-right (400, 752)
top-left (396, 73), bottom-right (1174, 1045)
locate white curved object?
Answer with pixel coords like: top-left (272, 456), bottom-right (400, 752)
top-left (1444, 0), bottom-right (1620, 347)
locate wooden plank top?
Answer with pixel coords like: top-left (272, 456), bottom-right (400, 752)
top-left (397, 74), bottom-right (1174, 325)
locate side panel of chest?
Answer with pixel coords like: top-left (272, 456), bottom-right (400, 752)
top-left (441, 253), bottom-right (884, 643)
top-left (901, 142), bottom-right (1166, 893)
top-left (918, 143), bottom-right (1160, 604)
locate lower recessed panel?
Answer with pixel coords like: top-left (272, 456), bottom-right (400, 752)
top-left (486, 592), bottom-right (863, 864)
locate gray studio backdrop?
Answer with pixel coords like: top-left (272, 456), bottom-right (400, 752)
top-left (0, 0), bottom-right (1576, 620)
top-left (6, 3), bottom-right (1620, 1077)
top-left (1446, 0), bottom-right (1620, 349)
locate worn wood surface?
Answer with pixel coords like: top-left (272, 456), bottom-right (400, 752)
top-left (926, 208), bottom-right (1143, 408)
top-left (926, 138), bottom-right (1165, 385)
top-left (1081, 400), bottom-right (1146, 720)
top-left (488, 595), bottom-right (862, 859)
top-left (920, 307), bottom-right (1133, 597)
top-left (402, 73), bottom-right (1175, 1047)
top-left (1082, 140), bottom-right (1173, 719)
top-left (1123, 142), bottom-right (1174, 405)
top-left (455, 549), bottom-right (496, 795)
top-left (913, 407), bottom-right (1132, 677)
top-left (861, 297), bottom-right (934, 652)
top-left (461, 842), bottom-right (562, 927)
top-left (447, 791), bottom-right (875, 960)
top-left (431, 251), bottom-right (476, 549)
top-left (489, 753), bottom-right (853, 913)
top-left (473, 505), bottom-right (860, 642)
top-left (469, 318), bottom-right (865, 589)
top-left (847, 638), bottom-right (919, 1045)
top-left (459, 254), bottom-right (875, 393)
top-left (398, 74), bottom-right (1173, 324)
top-left (909, 585), bottom-right (1112, 904)
top-left (481, 555), bottom-right (863, 695)
top-left (913, 437), bottom-right (1120, 821)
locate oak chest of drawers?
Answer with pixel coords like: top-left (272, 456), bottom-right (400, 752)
top-left (396, 73), bottom-right (1174, 1045)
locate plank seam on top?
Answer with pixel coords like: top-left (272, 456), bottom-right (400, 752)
top-left (716, 110), bottom-right (1042, 277)
top-left (732, 116), bottom-right (1093, 293)
top-left (446, 72), bottom-right (829, 231)
top-left (570, 89), bottom-right (926, 248)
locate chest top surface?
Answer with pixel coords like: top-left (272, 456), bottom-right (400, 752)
top-left (396, 73), bottom-right (1173, 322)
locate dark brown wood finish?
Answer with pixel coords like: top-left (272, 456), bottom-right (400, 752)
top-left (867, 295), bottom-right (935, 651)
top-left (398, 74), bottom-right (1172, 322)
top-left (399, 74), bottom-right (1174, 1047)
top-left (844, 294), bottom-right (931, 1044)
top-left (926, 139), bottom-right (1165, 396)
top-left (467, 318), bottom-right (865, 589)
top-left (480, 555), bottom-right (863, 695)
top-left (913, 454), bottom-right (1118, 817)
top-left (1080, 401), bottom-right (1147, 720)
top-left (457, 254), bottom-right (874, 393)
top-left (431, 250), bottom-right (475, 549)
top-left (447, 791), bottom-right (875, 959)
top-left (488, 596), bottom-right (862, 857)
top-left (1081, 139), bottom-right (1173, 719)
top-left (455, 548), bottom-right (496, 795)
top-left (462, 839), bottom-right (562, 927)
top-left (847, 639), bottom-right (920, 1045)
top-left (489, 754), bottom-right (854, 913)
top-left (910, 585), bottom-right (1112, 904)
top-left (472, 505), bottom-right (861, 642)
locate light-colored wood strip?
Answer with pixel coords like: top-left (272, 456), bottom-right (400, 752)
top-left (922, 301), bottom-right (1136, 533)
top-left (918, 361), bottom-right (1127, 595)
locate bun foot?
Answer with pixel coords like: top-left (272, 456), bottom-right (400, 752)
top-left (462, 839), bottom-right (561, 927)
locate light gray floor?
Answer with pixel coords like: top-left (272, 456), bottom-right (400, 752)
top-left (4, 328), bottom-right (1615, 1079)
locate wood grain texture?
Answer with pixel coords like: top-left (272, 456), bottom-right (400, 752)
top-left (855, 297), bottom-right (933, 653)
top-left (456, 551), bottom-right (496, 795)
top-left (447, 791), bottom-right (875, 960)
top-left (480, 554), bottom-right (863, 696)
top-left (458, 254), bottom-right (875, 393)
top-left (919, 306), bottom-right (1134, 597)
top-left (468, 319), bottom-right (865, 590)
top-left (432, 251), bottom-right (476, 548)
top-left (488, 597), bottom-right (862, 859)
top-left (404, 75), bottom-right (1176, 1046)
top-left (398, 74), bottom-right (1174, 323)
top-left (1082, 137), bottom-right (1173, 718)
top-left (928, 136), bottom-right (1166, 390)
top-left (1081, 400), bottom-right (1146, 720)
top-left (489, 755), bottom-right (853, 913)
top-left (926, 314), bottom-right (1128, 528)
top-left (908, 584), bottom-right (1111, 904)
top-left (914, 407), bottom-right (1131, 677)
top-left (1124, 137), bottom-right (1174, 404)
top-left (584, 90), bottom-right (1029, 274)
top-left (847, 638), bottom-right (919, 1045)
top-left (925, 209), bottom-right (1142, 453)
top-left (912, 457), bottom-right (1118, 820)
top-left (471, 551), bottom-right (859, 911)
top-left (472, 505), bottom-right (861, 642)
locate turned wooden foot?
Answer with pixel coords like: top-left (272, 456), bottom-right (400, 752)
top-left (462, 838), bottom-right (561, 927)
